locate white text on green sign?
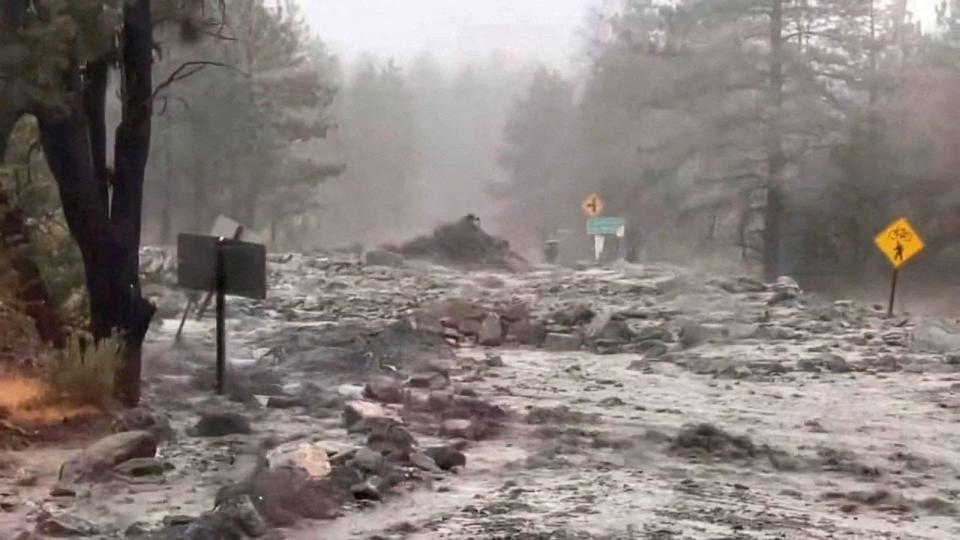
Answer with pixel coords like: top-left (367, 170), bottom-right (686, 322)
top-left (587, 217), bottom-right (625, 235)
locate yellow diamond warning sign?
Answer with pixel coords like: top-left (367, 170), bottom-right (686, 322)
top-left (875, 218), bottom-right (924, 269)
top-left (582, 194), bottom-right (604, 218)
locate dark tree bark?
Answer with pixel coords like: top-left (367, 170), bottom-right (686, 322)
top-left (34, 0), bottom-right (157, 406)
top-left (763, 0), bottom-right (786, 282)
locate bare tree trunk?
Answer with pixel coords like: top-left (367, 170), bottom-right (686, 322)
top-left (35, 0), bottom-right (156, 407)
top-left (763, 0), bottom-right (786, 282)
top-left (111, 0), bottom-right (157, 406)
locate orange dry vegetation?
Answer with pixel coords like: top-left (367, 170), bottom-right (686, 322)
top-left (0, 377), bottom-right (100, 425)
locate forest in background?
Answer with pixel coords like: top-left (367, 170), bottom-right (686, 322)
top-left (497, 0), bottom-right (960, 293)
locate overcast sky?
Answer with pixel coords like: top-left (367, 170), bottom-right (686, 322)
top-left (298, 0), bottom-right (941, 67)
top-left (298, 0), bottom-right (594, 67)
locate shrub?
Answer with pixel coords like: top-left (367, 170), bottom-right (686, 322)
top-left (44, 333), bottom-right (124, 410)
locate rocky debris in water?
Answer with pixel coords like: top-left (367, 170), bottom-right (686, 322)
top-left (408, 451), bottom-right (443, 474)
top-left (407, 370), bottom-right (449, 390)
top-left (189, 413), bottom-right (252, 437)
top-left (508, 319), bottom-right (547, 347)
top-left (36, 513), bottom-right (99, 537)
top-left (440, 418), bottom-right (484, 440)
top-left (59, 431), bottom-right (158, 484)
top-left (115, 457), bottom-right (166, 478)
top-left (14, 466), bottom-right (38, 486)
top-left (350, 477), bottom-right (383, 501)
top-left (267, 442), bottom-right (332, 479)
top-left (364, 249), bottom-right (405, 268)
top-left (526, 405), bottom-right (596, 425)
top-left (822, 354), bottom-right (852, 373)
top-left (816, 447), bottom-right (882, 478)
top-left (479, 313), bottom-right (504, 346)
top-left (768, 276), bottom-right (802, 305)
top-left (265, 395), bottom-right (304, 409)
top-left (542, 333), bottom-right (582, 352)
top-left (111, 408), bottom-right (175, 441)
top-left (910, 321), bottom-right (960, 353)
top-left (363, 377), bottom-right (406, 404)
top-left (678, 322), bottom-right (724, 350)
top-left (386, 215), bottom-right (527, 271)
top-left (343, 401), bottom-right (398, 429)
top-left (351, 447), bottom-right (385, 474)
top-left (797, 358), bottom-right (821, 373)
top-left (549, 304), bottom-right (596, 327)
top-left (670, 423), bottom-right (761, 461)
top-left (217, 466), bottom-right (347, 527)
top-left (425, 446), bottom-right (467, 471)
top-left (708, 276), bottom-right (768, 294)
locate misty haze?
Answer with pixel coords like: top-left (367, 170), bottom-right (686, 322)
top-left (3, 1), bottom-right (960, 539)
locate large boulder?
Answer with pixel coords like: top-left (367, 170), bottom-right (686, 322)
top-left (59, 431), bottom-right (158, 484)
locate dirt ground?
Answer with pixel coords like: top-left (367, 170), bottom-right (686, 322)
top-left (3, 254), bottom-right (960, 539)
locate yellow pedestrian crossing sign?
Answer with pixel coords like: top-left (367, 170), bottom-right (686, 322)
top-left (875, 218), bottom-right (924, 269)
top-left (582, 194), bottom-right (603, 218)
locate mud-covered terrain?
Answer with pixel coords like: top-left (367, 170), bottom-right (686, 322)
top-left (4, 250), bottom-right (960, 539)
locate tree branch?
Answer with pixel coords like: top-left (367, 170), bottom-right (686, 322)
top-left (152, 61), bottom-right (247, 101)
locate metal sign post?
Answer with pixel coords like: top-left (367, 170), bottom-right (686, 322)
top-left (177, 234), bottom-right (266, 394)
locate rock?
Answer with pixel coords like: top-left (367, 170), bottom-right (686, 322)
top-left (441, 418), bottom-right (484, 440)
top-left (115, 457), bottom-right (166, 477)
top-left (425, 446), bottom-right (467, 471)
top-left (267, 442), bottom-right (332, 479)
top-left (265, 396), bottom-right (303, 409)
top-left (14, 467), bottom-right (38, 487)
top-left (679, 322), bottom-right (709, 349)
top-left (717, 364), bottom-right (753, 380)
top-left (112, 408), bottom-right (174, 441)
top-left (59, 431), bottom-right (158, 484)
top-left (640, 341), bottom-right (669, 359)
top-left (823, 354), bottom-right (852, 373)
top-left (882, 330), bottom-right (907, 347)
top-left (367, 422), bottom-right (417, 457)
top-left (365, 249), bottom-right (404, 267)
top-left (769, 276), bottom-right (802, 305)
top-left (911, 322), bottom-right (960, 353)
top-left (190, 413), bottom-right (252, 437)
top-left (36, 514), bottom-right (98, 537)
top-left (236, 467), bottom-right (346, 526)
top-left (710, 276), bottom-right (768, 293)
top-left (407, 371), bottom-right (449, 390)
top-left (509, 320), bottom-right (548, 346)
top-left (796, 358), bottom-right (820, 372)
top-left (551, 304), bottom-right (595, 327)
top-left (542, 333), bottom-right (582, 352)
top-left (635, 326), bottom-right (673, 343)
top-left (215, 495), bottom-right (268, 537)
top-left (479, 313), bottom-right (503, 346)
top-left (350, 477), bottom-right (382, 501)
top-left (50, 484), bottom-right (77, 497)
top-left (484, 354), bottom-right (505, 367)
top-left (409, 451), bottom-right (443, 474)
top-left (343, 401), bottom-right (397, 429)
top-left (363, 377), bottom-right (405, 404)
top-left (351, 447), bottom-right (384, 474)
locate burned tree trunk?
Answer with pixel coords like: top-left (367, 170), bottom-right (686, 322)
top-left (34, 0), bottom-right (156, 406)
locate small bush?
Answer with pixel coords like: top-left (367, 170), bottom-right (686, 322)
top-left (44, 333), bottom-right (124, 410)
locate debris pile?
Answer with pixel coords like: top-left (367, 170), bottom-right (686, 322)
top-left (383, 215), bottom-right (527, 271)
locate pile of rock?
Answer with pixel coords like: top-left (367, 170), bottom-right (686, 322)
top-left (377, 215), bottom-right (527, 272)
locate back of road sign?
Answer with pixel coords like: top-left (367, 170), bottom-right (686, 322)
top-left (177, 234), bottom-right (267, 299)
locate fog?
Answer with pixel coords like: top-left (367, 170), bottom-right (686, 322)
top-left (136, 0), bottom-right (960, 294)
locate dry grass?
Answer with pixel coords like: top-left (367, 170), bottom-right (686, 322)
top-left (43, 333), bottom-right (124, 410)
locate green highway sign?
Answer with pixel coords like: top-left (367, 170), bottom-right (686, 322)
top-left (587, 217), bottom-right (625, 236)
